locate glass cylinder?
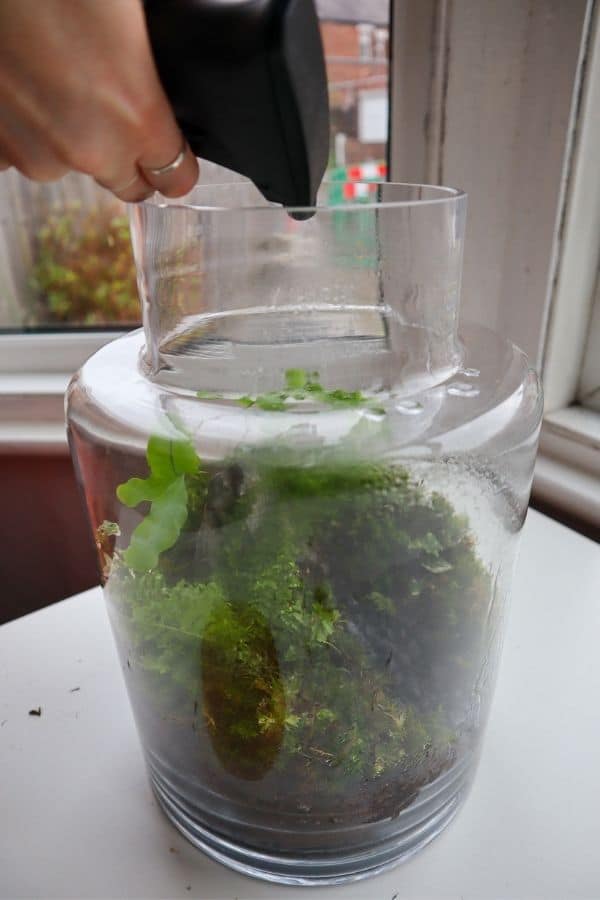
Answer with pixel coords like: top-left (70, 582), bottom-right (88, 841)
top-left (67, 182), bottom-right (542, 885)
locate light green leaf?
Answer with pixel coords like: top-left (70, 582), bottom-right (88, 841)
top-left (196, 390), bottom-right (223, 400)
top-left (255, 393), bottom-right (287, 411)
top-left (146, 435), bottom-right (199, 480)
top-left (310, 604), bottom-right (340, 643)
top-left (285, 368), bottom-right (308, 390)
top-left (116, 476), bottom-right (165, 507)
top-left (316, 708), bottom-right (336, 722)
top-left (170, 439), bottom-right (200, 475)
top-left (123, 476), bottom-right (188, 571)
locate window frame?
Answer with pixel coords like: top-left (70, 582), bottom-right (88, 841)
top-left (577, 273), bottom-right (600, 412)
top-left (535, 0), bottom-right (600, 527)
top-left (389, 0), bottom-right (600, 528)
top-left (541, 0), bottom-right (600, 414)
top-left (0, 331), bottom-right (125, 375)
top-left (0, 331), bottom-right (126, 454)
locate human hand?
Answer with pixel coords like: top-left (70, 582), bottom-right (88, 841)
top-left (0, 0), bottom-right (199, 201)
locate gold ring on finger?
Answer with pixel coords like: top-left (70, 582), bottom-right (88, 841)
top-left (145, 140), bottom-right (186, 177)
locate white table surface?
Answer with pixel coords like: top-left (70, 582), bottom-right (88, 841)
top-left (1, 509), bottom-right (599, 900)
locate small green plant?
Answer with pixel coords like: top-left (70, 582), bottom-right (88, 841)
top-left (104, 376), bottom-right (490, 817)
top-left (30, 205), bottom-right (140, 325)
top-left (116, 436), bottom-right (205, 571)
top-left (199, 369), bottom-right (385, 414)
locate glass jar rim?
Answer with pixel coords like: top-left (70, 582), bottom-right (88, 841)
top-left (142, 181), bottom-right (467, 215)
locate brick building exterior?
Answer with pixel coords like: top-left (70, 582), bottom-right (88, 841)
top-left (318, 7), bottom-right (389, 166)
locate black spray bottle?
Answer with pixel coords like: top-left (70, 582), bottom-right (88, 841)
top-left (143, 0), bottom-right (330, 210)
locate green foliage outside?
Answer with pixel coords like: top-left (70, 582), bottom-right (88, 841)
top-left (30, 205), bottom-right (140, 325)
top-left (104, 372), bottom-right (490, 798)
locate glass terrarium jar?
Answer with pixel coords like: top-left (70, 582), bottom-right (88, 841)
top-left (67, 182), bottom-right (542, 885)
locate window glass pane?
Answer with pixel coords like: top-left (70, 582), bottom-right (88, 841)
top-left (317, 0), bottom-right (390, 172)
top-left (0, 0), bottom-right (390, 333)
top-left (0, 172), bottom-right (138, 331)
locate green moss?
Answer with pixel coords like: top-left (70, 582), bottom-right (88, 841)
top-left (104, 445), bottom-right (489, 794)
top-left (105, 384), bottom-right (490, 797)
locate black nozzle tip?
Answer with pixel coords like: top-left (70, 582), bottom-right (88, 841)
top-left (288, 209), bottom-right (315, 221)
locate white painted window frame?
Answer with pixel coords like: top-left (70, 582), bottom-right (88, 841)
top-left (535, 0), bottom-right (600, 527)
top-left (390, 0), bottom-right (600, 528)
top-left (0, 331), bottom-right (123, 375)
top-left (0, 332), bottom-right (125, 454)
top-left (579, 278), bottom-right (600, 412)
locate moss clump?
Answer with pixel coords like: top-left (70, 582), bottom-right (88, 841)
top-left (104, 379), bottom-right (490, 814)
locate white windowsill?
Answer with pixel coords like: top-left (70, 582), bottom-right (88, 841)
top-left (0, 331), bottom-right (123, 373)
top-left (0, 421), bottom-right (69, 455)
top-left (533, 453), bottom-right (600, 525)
top-left (0, 373), bottom-right (70, 455)
top-left (0, 331), bottom-right (123, 455)
top-left (539, 404), bottom-right (600, 478)
top-left (532, 405), bottom-right (600, 528)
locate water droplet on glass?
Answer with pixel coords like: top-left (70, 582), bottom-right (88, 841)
top-left (459, 367), bottom-right (480, 378)
top-left (395, 400), bottom-right (423, 415)
top-left (447, 381), bottom-right (480, 398)
top-left (362, 408), bottom-right (386, 422)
